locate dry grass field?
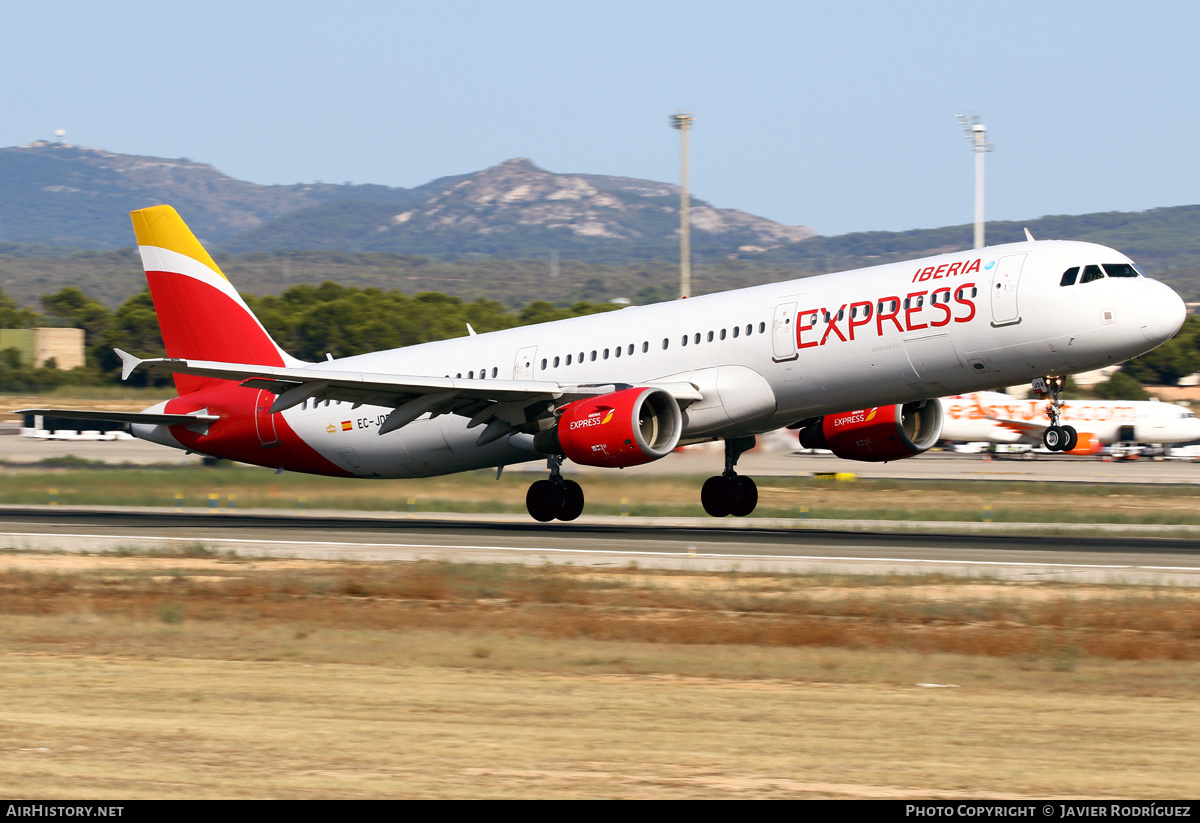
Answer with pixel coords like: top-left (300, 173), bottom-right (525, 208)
top-left (3, 552), bottom-right (1200, 798)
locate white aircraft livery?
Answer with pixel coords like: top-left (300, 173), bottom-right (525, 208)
top-left (939, 390), bottom-right (1200, 454)
top-left (20, 206), bottom-right (1187, 521)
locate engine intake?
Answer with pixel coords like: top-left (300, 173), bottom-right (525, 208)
top-left (800, 400), bottom-right (943, 462)
top-left (535, 387), bottom-right (682, 468)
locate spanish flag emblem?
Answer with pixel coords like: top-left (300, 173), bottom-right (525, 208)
top-left (341, 421), bottom-right (353, 431)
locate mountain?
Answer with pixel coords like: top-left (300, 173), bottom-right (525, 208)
top-left (220, 158), bottom-right (815, 260)
top-left (0, 143), bottom-right (814, 261)
top-left (0, 141), bottom-right (423, 248)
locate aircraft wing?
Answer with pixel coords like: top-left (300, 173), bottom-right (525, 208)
top-left (116, 350), bottom-right (703, 442)
top-left (962, 392), bottom-right (1048, 443)
top-left (985, 416), bottom-right (1047, 438)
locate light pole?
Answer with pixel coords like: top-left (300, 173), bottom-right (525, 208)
top-left (956, 113), bottom-right (993, 249)
top-left (670, 112), bottom-right (694, 298)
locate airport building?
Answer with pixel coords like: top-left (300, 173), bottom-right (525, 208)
top-left (0, 327), bottom-right (85, 370)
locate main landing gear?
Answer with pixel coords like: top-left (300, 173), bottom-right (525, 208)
top-left (701, 436), bottom-right (759, 518)
top-left (1034, 376), bottom-right (1078, 452)
top-left (525, 455), bottom-right (585, 522)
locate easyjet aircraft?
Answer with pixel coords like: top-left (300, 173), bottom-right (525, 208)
top-left (939, 390), bottom-right (1200, 454)
top-left (20, 206), bottom-right (1187, 521)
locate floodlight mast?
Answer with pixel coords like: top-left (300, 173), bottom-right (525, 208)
top-left (670, 112), bottom-right (694, 298)
top-left (956, 113), bottom-right (993, 249)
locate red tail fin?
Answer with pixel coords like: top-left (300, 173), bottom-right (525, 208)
top-left (131, 205), bottom-right (298, 393)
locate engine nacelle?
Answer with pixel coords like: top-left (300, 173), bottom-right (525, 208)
top-left (802, 400), bottom-right (943, 462)
top-left (537, 387), bottom-right (683, 468)
top-left (1066, 431), bottom-right (1102, 456)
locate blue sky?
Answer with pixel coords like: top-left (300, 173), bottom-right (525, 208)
top-left (2, 1), bottom-right (1197, 237)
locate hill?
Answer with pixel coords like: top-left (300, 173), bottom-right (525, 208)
top-left (0, 141), bottom-right (423, 248)
top-left (0, 141), bottom-right (1197, 306)
top-left (220, 158), bottom-right (815, 261)
top-left (0, 143), bottom-right (814, 262)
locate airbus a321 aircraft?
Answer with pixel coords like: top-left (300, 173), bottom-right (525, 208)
top-left (939, 390), bottom-right (1200, 454)
top-left (20, 206), bottom-right (1186, 521)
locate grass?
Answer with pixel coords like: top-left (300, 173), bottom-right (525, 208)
top-left (3, 555), bottom-right (1200, 798)
top-left (2, 464), bottom-right (1200, 524)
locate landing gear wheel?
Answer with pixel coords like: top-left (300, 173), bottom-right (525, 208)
top-left (1043, 426), bottom-right (1065, 452)
top-left (729, 476), bottom-right (758, 517)
top-left (526, 479), bottom-right (564, 522)
top-left (559, 479), bottom-right (585, 522)
top-left (1061, 425), bottom-right (1079, 452)
top-left (701, 475), bottom-right (735, 517)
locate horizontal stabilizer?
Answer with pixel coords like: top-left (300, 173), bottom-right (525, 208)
top-left (15, 408), bottom-right (218, 432)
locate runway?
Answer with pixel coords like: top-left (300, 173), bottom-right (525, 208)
top-left (2, 507), bottom-right (1199, 586)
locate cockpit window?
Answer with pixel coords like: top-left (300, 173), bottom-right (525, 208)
top-left (1080, 265), bottom-right (1105, 284)
top-left (1060, 267), bottom-right (1079, 286)
top-left (1103, 263), bottom-right (1140, 278)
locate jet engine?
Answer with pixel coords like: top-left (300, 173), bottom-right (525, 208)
top-left (1065, 431), bottom-right (1102, 456)
top-left (534, 387), bottom-right (683, 468)
top-left (798, 400), bottom-right (943, 462)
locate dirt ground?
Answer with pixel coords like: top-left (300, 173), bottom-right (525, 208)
top-left (3, 552), bottom-right (1200, 798)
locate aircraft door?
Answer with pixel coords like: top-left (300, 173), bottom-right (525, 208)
top-left (772, 302), bottom-right (798, 362)
top-left (254, 389), bottom-right (280, 447)
top-left (990, 254), bottom-right (1026, 326)
top-left (514, 346), bottom-right (538, 380)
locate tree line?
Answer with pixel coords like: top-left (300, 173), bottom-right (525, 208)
top-left (0, 283), bottom-right (619, 391)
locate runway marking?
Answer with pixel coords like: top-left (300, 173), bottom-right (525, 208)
top-left (3, 531), bottom-right (1200, 573)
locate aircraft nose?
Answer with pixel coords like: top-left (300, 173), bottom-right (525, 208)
top-left (1134, 280), bottom-right (1187, 346)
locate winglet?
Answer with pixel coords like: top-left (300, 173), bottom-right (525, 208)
top-left (1024, 228), bottom-right (1035, 242)
top-left (114, 348), bottom-right (143, 382)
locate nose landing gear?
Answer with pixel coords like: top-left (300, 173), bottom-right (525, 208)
top-left (1033, 376), bottom-right (1078, 452)
top-left (701, 436), bottom-right (759, 517)
top-left (526, 455), bottom-right (585, 522)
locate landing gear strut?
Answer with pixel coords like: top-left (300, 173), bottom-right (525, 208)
top-left (1033, 377), bottom-right (1078, 452)
top-left (526, 455), bottom-right (585, 522)
top-left (701, 436), bottom-right (759, 517)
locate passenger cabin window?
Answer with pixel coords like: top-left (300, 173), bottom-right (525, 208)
top-left (1104, 263), bottom-right (1140, 278)
top-left (662, 338), bottom-right (669, 350)
top-left (719, 329), bottom-right (727, 340)
top-left (1080, 265), bottom-right (1105, 284)
top-left (1060, 267), bottom-right (1079, 286)
top-left (694, 332), bottom-right (701, 345)
top-left (681, 335), bottom-right (688, 346)
top-left (733, 326), bottom-right (740, 338)
top-left (641, 342), bottom-right (648, 353)
top-left (758, 322), bottom-right (766, 334)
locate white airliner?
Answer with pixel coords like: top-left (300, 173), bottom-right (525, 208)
top-left (939, 390), bottom-right (1200, 454)
top-left (19, 206), bottom-right (1186, 521)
